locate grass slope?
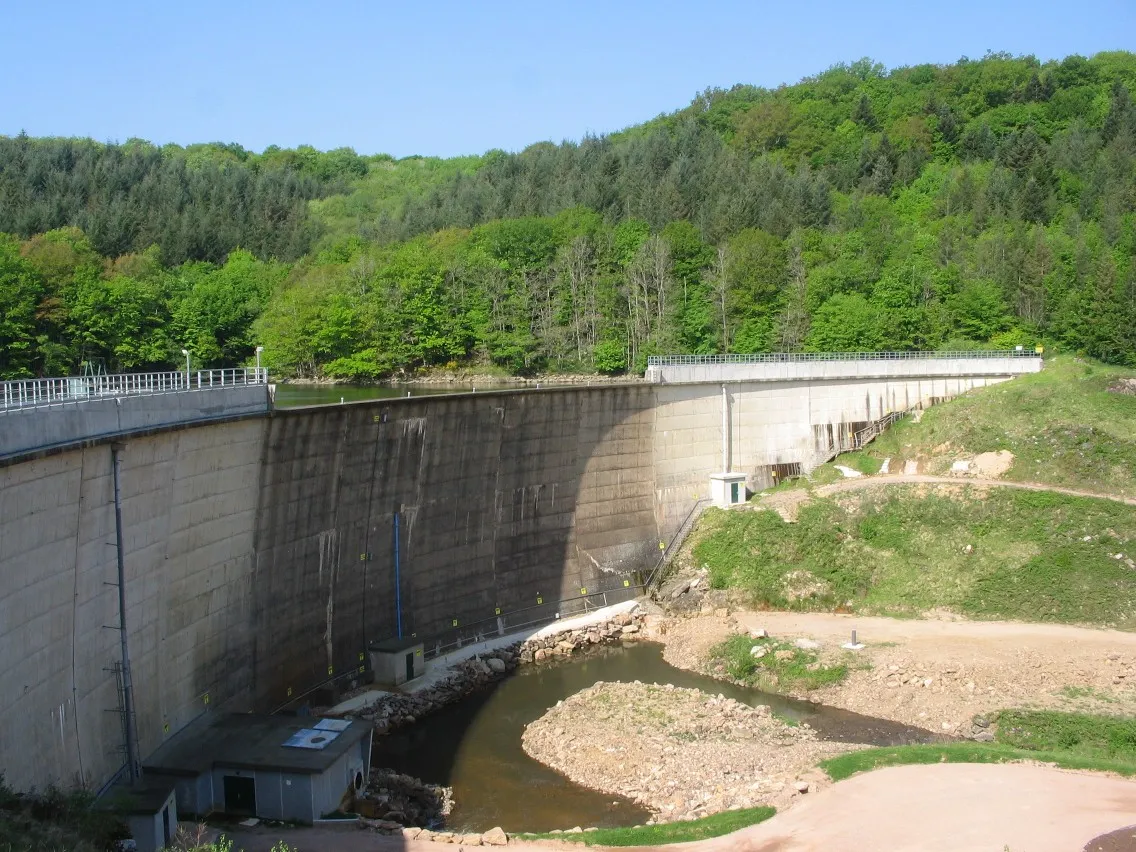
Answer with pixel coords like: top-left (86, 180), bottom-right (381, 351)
top-left (519, 807), bottom-right (776, 846)
top-left (853, 357), bottom-right (1136, 497)
top-left (695, 487), bottom-right (1136, 627)
top-left (822, 709), bottom-right (1136, 781)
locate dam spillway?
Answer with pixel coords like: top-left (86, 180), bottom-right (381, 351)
top-left (0, 353), bottom-right (1040, 793)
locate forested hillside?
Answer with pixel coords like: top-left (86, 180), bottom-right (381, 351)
top-left (1, 51), bottom-right (1134, 380)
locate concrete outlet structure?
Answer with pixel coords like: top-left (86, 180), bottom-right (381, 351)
top-left (0, 354), bottom-right (1041, 795)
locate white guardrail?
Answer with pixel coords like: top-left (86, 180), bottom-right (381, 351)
top-left (646, 350), bottom-right (1040, 366)
top-left (0, 369), bottom-right (269, 413)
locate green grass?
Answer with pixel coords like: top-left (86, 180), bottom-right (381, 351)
top-left (849, 356), bottom-right (1136, 497)
top-left (0, 777), bottom-right (127, 852)
top-left (519, 807), bottom-right (776, 846)
top-left (710, 634), bottom-right (850, 692)
top-left (995, 710), bottom-right (1136, 761)
top-left (820, 742), bottom-right (1136, 781)
top-left (821, 709), bottom-right (1136, 781)
top-left (695, 486), bottom-right (1136, 628)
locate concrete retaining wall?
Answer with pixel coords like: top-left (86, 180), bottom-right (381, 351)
top-left (0, 364), bottom-right (1027, 793)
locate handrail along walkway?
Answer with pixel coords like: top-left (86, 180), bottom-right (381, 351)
top-left (1, 368), bottom-right (269, 413)
top-left (647, 350), bottom-right (1040, 366)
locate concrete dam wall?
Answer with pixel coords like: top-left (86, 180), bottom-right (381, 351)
top-left (0, 366), bottom-right (1020, 793)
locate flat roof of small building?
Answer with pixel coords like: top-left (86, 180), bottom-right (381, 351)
top-left (369, 636), bottom-right (423, 653)
top-left (143, 713), bottom-right (372, 777)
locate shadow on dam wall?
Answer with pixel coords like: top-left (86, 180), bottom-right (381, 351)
top-left (250, 385), bottom-right (661, 710)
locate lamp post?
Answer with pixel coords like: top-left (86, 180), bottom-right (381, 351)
top-left (255, 346), bottom-right (264, 381)
top-left (181, 349), bottom-right (190, 389)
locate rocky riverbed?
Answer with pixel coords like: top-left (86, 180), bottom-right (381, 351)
top-left (521, 681), bottom-right (854, 820)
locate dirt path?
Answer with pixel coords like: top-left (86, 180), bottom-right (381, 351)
top-left (761, 473), bottom-right (1136, 521)
top-left (226, 763), bottom-right (1136, 852)
top-left (663, 612), bottom-right (1136, 732)
top-left (693, 763), bottom-right (1136, 852)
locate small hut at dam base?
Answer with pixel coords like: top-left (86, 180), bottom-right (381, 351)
top-left (142, 713), bottom-right (373, 824)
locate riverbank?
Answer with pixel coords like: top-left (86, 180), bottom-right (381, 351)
top-left (521, 681), bottom-right (852, 821)
top-left (661, 610), bottom-right (1136, 735)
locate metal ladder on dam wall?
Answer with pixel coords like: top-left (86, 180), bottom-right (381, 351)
top-left (644, 498), bottom-right (712, 593)
top-left (814, 407), bottom-right (914, 468)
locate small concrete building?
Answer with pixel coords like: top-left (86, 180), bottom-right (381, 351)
top-left (99, 782), bottom-right (178, 852)
top-left (369, 636), bottom-right (425, 686)
top-left (143, 714), bottom-right (373, 824)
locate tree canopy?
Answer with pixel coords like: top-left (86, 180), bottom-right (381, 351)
top-left (1, 50), bottom-right (1134, 380)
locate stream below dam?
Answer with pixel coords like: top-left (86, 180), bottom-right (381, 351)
top-left (371, 642), bottom-right (941, 833)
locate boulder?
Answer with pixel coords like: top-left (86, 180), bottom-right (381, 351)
top-left (486, 657), bottom-right (507, 674)
top-left (460, 832), bottom-right (483, 845)
top-left (482, 827), bottom-right (508, 846)
top-left (794, 781), bottom-right (810, 794)
top-left (794, 638), bottom-right (821, 651)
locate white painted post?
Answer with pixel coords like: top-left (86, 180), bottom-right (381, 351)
top-left (721, 383), bottom-right (729, 472)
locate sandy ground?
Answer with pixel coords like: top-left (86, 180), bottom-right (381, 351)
top-left (694, 763), bottom-right (1136, 852)
top-left (664, 611), bottom-right (1136, 732)
top-left (225, 763), bottom-right (1136, 852)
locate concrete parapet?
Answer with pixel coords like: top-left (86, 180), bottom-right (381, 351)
top-left (0, 385), bottom-right (271, 461)
top-left (647, 356), bottom-right (1041, 384)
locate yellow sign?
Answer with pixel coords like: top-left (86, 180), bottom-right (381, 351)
top-left (580, 587), bottom-right (587, 595)
top-left (163, 722), bottom-right (169, 733)
top-left (202, 692), bottom-right (210, 706)
top-left (623, 579), bottom-right (630, 587)
top-left (452, 619), bottom-right (459, 627)
top-left (536, 596), bottom-right (543, 605)
top-left (358, 665), bottom-right (365, 674)
top-left (327, 665), bottom-right (334, 676)
top-left (287, 687), bottom-right (293, 697)
top-left (1035, 345), bottom-right (1044, 354)
top-left (495, 607), bottom-right (502, 615)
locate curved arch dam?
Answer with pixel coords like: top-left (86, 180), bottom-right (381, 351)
top-left (0, 357), bottom-right (1039, 792)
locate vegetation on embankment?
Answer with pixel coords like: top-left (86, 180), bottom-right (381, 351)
top-left (832, 357), bottom-right (1136, 496)
top-left (710, 634), bottom-right (851, 692)
top-left (821, 709), bottom-right (1136, 780)
top-left (4, 52), bottom-right (1136, 381)
top-left (519, 806), bottom-right (776, 846)
top-left (0, 777), bottom-right (126, 852)
top-left (696, 486), bottom-right (1136, 627)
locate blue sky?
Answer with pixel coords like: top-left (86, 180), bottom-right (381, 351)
top-left (1, 0), bottom-right (1132, 158)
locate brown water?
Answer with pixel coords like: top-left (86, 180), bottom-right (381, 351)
top-left (371, 642), bottom-right (941, 833)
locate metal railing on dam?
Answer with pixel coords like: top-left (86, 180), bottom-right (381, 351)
top-left (0, 368), bottom-right (272, 460)
top-left (1, 368), bottom-right (268, 411)
top-left (645, 349), bottom-right (1043, 383)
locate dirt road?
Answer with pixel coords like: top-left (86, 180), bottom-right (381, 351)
top-left (663, 611), bottom-right (1136, 732)
top-left (697, 763), bottom-right (1136, 852)
top-left (759, 473), bottom-right (1136, 521)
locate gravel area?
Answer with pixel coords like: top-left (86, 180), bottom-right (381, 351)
top-left (521, 681), bottom-right (853, 822)
top-left (663, 611), bottom-right (1136, 736)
